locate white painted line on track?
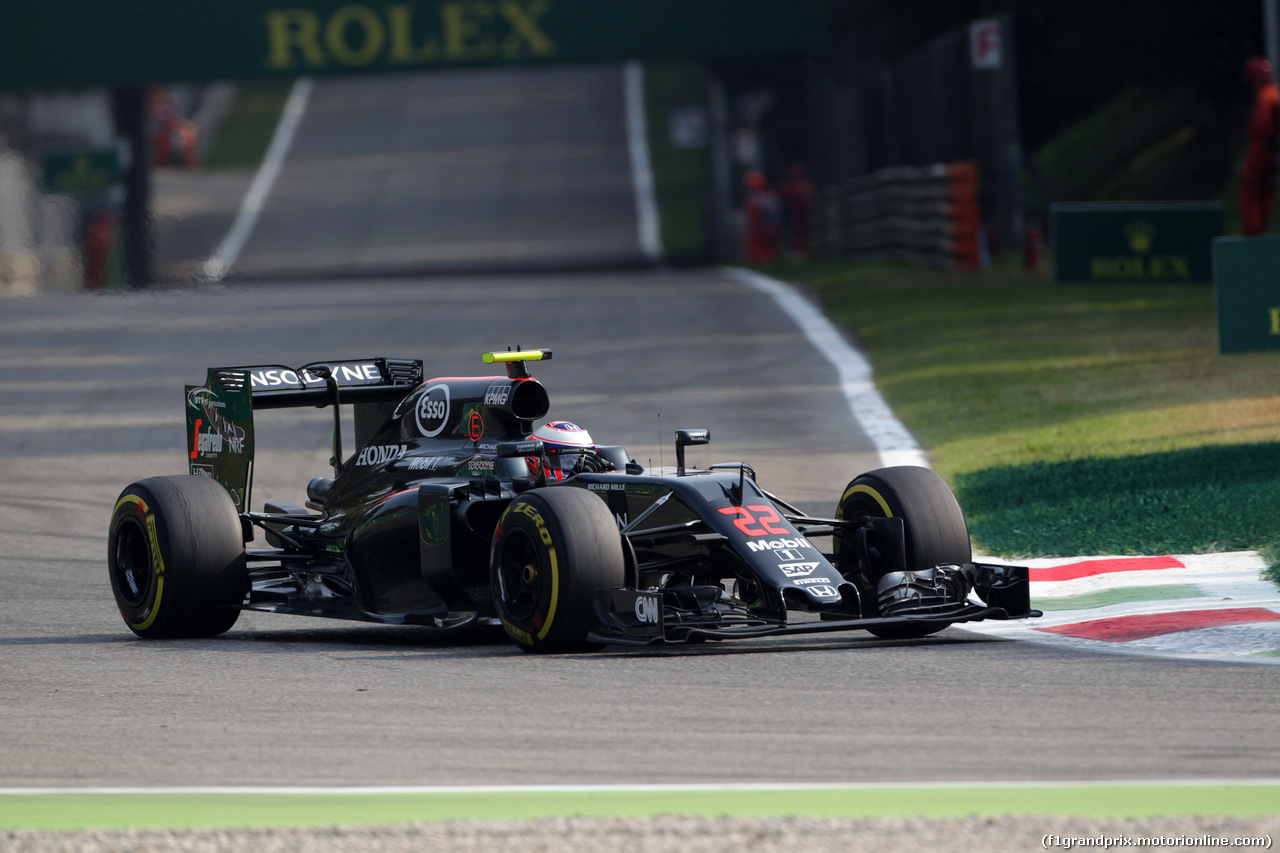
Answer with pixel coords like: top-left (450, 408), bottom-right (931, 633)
top-left (202, 76), bottom-right (314, 282)
top-left (724, 267), bottom-right (927, 469)
top-left (624, 61), bottom-right (663, 264)
top-left (4, 779), bottom-right (1278, 795)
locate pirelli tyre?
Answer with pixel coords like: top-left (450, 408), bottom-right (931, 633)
top-left (834, 466), bottom-right (971, 640)
top-left (107, 475), bottom-right (248, 639)
top-left (489, 486), bottom-right (626, 653)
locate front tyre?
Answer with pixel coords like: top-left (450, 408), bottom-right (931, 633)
top-left (489, 487), bottom-right (625, 653)
top-left (835, 466), bottom-right (971, 640)
top-left (107, 476), bottom-right (247, 638)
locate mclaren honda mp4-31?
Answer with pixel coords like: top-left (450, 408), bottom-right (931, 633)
top-left (107, 349), bottom-right (1039, 652)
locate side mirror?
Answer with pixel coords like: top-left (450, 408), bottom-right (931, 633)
top-left (674, 428), bottom-right (710, 472)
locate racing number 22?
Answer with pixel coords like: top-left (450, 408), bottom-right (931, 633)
top-left (719, 505), bottom-right (789, 537)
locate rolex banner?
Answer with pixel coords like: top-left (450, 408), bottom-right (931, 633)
top-left (2, 0), bottom-right (825, 91)
top-left (1051, 202), bottom-right (1223, 284)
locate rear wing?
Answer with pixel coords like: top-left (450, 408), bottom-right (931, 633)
top-left (187, 358), bottom-right (423, 513)
top-left (212, 357), bottom-right (423, 409)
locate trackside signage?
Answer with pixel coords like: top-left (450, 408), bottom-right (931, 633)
top-left (0, 1), bottom-right (825, 91)
top-left (1051, 202), bottom-right (1223, 284)
top-left (1212, 235), bottom-right (1280, 354)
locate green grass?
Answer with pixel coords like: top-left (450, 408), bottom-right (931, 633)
top-left (774, 257), bottom-right (1280, 565)
top-left (1035, 584), bottom-right (1204, 611)
top-left (3, 785), bottom-right (1277, 830)
top-left (642, 61), bottom-right (712, 260)
top-left (958, 445), bottom-right (1280, 558)
top-left (203, 78), bottom-right (295, 169)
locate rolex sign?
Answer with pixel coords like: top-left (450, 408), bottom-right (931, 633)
top-left (1051, 202), bottom-right (1223, 284)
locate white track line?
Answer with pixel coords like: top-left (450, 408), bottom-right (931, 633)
top-left (202, 76), bottom-right (314, 282)
top-left (725, 267), bottom-right (927, 469)
top-left (624, 61), bottom-right (663, 264)
top-left (4, 779), bottom-right (1278, 795)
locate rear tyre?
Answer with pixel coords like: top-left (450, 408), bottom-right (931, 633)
top-left (489, 486), bottom-right (625, 653)
top-left (107, 476), bottom-right (247, 638)
top-left (835, 466), bottom-right (971, 640)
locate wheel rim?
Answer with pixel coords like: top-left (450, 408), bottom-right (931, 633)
top-left (496, 528), bottom-right (544, 622)
top-left (113, 518), bottom-right (152, 607)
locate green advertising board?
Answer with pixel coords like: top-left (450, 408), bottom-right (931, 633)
top-left (1, 1), bottom-right (825, 92)
top-left (41, 149), bottom-right (120, 195)
top-left (1212, 235), bottom-right (1280, 355)
top-left (1051, 202), bottom-right (1223, 284)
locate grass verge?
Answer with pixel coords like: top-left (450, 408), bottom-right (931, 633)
top-left (642, 61), bottom-right (712, 261)
top-left (771, 257), bottom-right (1280, 568)
top-left (3, 785), bottom-right (1277, 830)
top-left (202, 78), bottom-right (294, 169)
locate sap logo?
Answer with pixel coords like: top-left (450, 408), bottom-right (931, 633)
top-left (779, 562), bottom-right (821, 577)
top-left (634, 594), bottom-right (661, 625)
top-left (805, 585), bottom-right (840, 598)
top-left (356, 444), bottom-right (408, 466)
top-left (746, 537), bottom-right (813, 553)
top-left (483, 385), bottom-right (512, 406)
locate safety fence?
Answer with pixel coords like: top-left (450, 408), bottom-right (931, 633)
top-left (815, 161), bottom-right (982, 271)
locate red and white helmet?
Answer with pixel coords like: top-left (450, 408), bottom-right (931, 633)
top-left (528, 421), bottom-right (594, 481)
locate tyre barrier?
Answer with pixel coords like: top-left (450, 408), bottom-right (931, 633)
top-left (815, 161), bottom-right (981, 270)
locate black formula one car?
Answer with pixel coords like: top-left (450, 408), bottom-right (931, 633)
top-left (107, 349), bottom-right (1038, 652)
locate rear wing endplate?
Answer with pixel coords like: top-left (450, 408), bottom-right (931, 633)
top-left (186, 358), bottom-right (423, 513)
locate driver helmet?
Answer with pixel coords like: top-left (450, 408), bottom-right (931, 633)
top-left (528, 421), bottom-right (594, 481)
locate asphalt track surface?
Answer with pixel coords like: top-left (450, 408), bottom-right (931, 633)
top-left (233, 64), bottom-right (647, 278)
top-left (2, 67), bottom-right (1277, 790)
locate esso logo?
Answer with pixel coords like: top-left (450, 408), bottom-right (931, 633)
top-left (415, 384), bottom-right (450, 437)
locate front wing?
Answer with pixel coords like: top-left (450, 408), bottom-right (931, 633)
top-left (589, 562), bottom-right (1041, 646)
